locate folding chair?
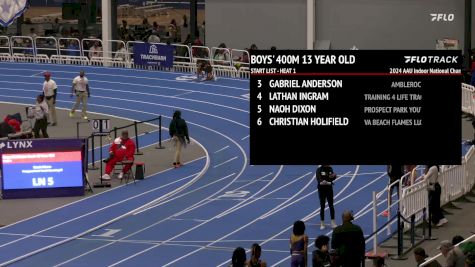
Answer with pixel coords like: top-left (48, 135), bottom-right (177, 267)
top-left (118, 160), bottom-right (136, 185)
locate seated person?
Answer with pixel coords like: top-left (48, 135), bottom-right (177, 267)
top-left (196, 60), bottom-right (214, 81)
top-left (102, 130), bottom-right (136, 180)
top-left (0, 121), bottom-right (15, 138)
top-left (4, 113), bottom-right (21, 132)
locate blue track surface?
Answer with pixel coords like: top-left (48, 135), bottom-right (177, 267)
top-left (0, 62), bottom-right (396, 266)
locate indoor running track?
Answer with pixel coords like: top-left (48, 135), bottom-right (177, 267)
top-left (0, 62), bottom-right (393, 266)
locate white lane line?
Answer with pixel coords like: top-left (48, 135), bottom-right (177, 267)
top-left (160, 172), bottom-right (313, 267)
top-left (241, 135), bottom-right (249, 140)
top-left (0, 68), bottom-right (249, 90)
top-left (0, 98), bottom-right (221, 266)
top-left (0, 76), bottom-right (252, 264)
top-left (258, 171), bottom-right (351, 220)
top-left (214, 145), bottom-right (229, 154)
top-left (107, 171), bottom-right (310, 267)
top-left (30, 72), bottom-right (44, 77)
top-left (215, 166), bottom-right (361, 267)
top-left (0, 88), bottom-right (250, 128)
top-left (269, 172), bottom-right (388, 267)
top-left (0, 75), bottom-right (249, 102)
top-left (170, 171), bottom-right (275, 218)
top-left (0, 232), bottom-right (290, 245)
top-left (173, 91), bottom-right (195, 97)
top-left (213, 156), bottom-right (238, 168)
top-left (0, 172), bottom-right (199, 250)
top-left (51, 171), bottom-right (236, 267)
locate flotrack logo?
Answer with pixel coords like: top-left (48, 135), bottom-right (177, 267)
top-left (430, 13), bottom-right (455, 22)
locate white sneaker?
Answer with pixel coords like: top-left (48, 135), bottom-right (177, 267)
top-left (331, 220), bottom-right (337, 228)
top-left (102, 174), bottom-right (111, 180)
top-left (436, 218), bottom-right (448, 227)
top-left (118, 172), bottom-right (124, 179)
top-left (320, 222), bottom-right (325, 230)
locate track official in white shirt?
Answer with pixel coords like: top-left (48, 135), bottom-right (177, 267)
top-left (42, 72), bottom-right (58, 126)
top-left (69, 70), bottom-right (90, 120)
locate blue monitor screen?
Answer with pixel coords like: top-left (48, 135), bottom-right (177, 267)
top-left (2, 151), bottom-right (84, 190)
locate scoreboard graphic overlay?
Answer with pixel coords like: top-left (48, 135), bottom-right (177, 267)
top-left (0, 139), bottom-right (86, 198)
top-left (250, 50), bottom-right (462, 165)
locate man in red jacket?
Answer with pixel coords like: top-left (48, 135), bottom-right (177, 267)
top-left (102, 130), bottom-right (135, 180)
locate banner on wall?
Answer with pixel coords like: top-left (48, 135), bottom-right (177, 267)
top-left (0, 0), bottom-right (28, 27)
top-left (133, 43), bottom-right (174, 68)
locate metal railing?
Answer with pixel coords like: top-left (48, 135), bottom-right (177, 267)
top-left (0, 35), bottom-right (249, 79)
top-left (420, 233), bottom-right (475, 267)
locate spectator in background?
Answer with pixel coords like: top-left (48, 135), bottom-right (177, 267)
top-left (29, 28), bottom-right (37, 39)
top-left (424, 165), bottom-right (448, 227)
top-left (142, 18), bottom-right (151, 32)
top-left (271, 46), bottom-right (277, 50)
top-left (88, 41), bottom-right (102, 59)
top-left (239, 49), bottom-right (249, 64)
top-left (439, 240), bottom-right (465, 267)
top-left (114, 43), bottom-right (128, 61)
top-left (67, 41), bottom-right (80, 56)
top-left (331, 210), bottom-right (365, 267)
top-left (192, 33), bottom-right (204, 58)
top-left (119, 20), bottom-right (129, 40)
top-left (180, 14), bottom-right (189, 43)
top-left (213, 43), bottom-right (230, 65)
top-left (199, 21), bottom-right (205, 44)
top-left (230, 247), bottom-right (247, 267)
top-left (152, 21), bottom-right (160, 36)
top-left (246, 243), bottom-right (266, 267)
top-left (148, 33), bottom-right (160, 44)
top-left (414, 247), bottom-right (442, 267)
top-left (312, 235), bottom-right (330, 267)
top-left (404, 165), bottom-right (418, 186)
top-left (52, 18), bottom-right (61, 35)
top-left (250, 44), bottom-right (258, 50)
top-left (168, 19), bottom-right (177, 42)
top-left (290, 220), bottom-right (308, 267)
top-left (33, 94), bottom-right (49, 138)
top-left (382, 164), bottom-right (404, 217)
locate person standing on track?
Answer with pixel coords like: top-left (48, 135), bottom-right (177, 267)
top-left (247, 243), bottom-right (267, 267)
top-left (169, 110), bottom-right (190, 168)
top-left (69, 70), bottom-right (90, 120)
top-left (331, 210), bottom-right (365, 267)
top-left (42, 72), bottom-right (58, 126)
top-left (316, 165), bottom-right (337, 230)
top-left (290, 220), bottom-right (308, 267)
top-left (32, 94), bottom-right (49, 138)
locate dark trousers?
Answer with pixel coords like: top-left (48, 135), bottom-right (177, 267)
top-left (429, 183), bottom-right (444, 224)
top-left (318, 185), bottom-right (335, 221)
top-left (389, 179), bottom-right (400, 205)
top-left (33, 118), bottom-right (48, 138)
